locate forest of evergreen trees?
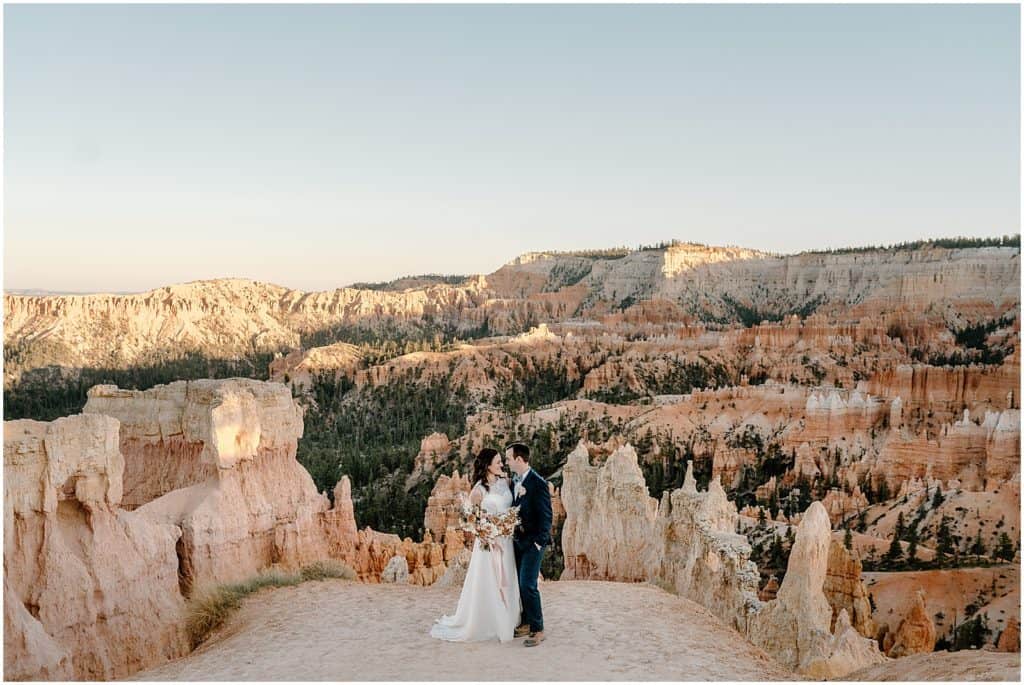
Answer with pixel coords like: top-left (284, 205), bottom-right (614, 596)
top-left (296, 367), bottom-right (471, 539)
top-left (798, 234), bottom-right (1019, 255)
top-left (347, 273), bottom-right (469, 291)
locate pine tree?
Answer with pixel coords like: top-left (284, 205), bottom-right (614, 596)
top-left (932, 484), bottom-right (944, 509)
top-left (895, 511), bottom-right (905, 540)
top-left (844, 526), bottom-right (853, 550)
top-left (936, 515), bottom-right (955, 561)
top-left (995, 532), bottom-right (1015, 561)
top-left (970, 532), bottom-right (986, 557)
top-left (769, 534), bottom-right (786, 570)
top-left (885, 534), bottom-right (903, 565)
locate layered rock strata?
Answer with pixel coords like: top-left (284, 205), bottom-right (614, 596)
top-left (6, 245), bottom-right (1017, 385)
top-left (3, 414), bottom-right (189, 680)
top-left (83, 379), bottom-right (345, 589)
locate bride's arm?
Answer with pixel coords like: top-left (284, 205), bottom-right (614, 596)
top-left (469, 482), bottom-right (484, 505)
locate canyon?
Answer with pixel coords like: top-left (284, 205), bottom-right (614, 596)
top-left (4, 243), bottom-right (1018, 386)
top-left (3, 240), bottom-right (1020, 680)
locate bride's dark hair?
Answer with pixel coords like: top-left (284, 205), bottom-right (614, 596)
top-left (471, 448), bottom-right (501, 491)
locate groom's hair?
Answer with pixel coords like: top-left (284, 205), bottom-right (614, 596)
top-left (506, 442), bottom-right (531, 462)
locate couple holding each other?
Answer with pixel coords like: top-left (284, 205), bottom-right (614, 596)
top-left (430, 442), bottom-right (553, 647)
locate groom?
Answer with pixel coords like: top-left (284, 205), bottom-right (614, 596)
top-left (505, 442), bottom-right (552, 647)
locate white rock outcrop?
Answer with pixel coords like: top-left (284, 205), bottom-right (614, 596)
top-left (381, 555), bottom-right (410, 584)
top-left (3, 415), bottom-right (189, 681)
top-left (560, 444), bottom-right (887, 678)
top-left (561, 443), bottom-right (658, 581)
top-left (647, 462), bottom-right (761, 631)
top-left (83, 379), bottom-right (348, 590)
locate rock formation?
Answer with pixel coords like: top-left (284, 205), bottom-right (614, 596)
top-left (883, 590), bottom-right (936, 657)
top-left (875, 409), bottom-right (1021, 491)
top-left (559, 444), bottom-right (885, 677)
top-left (3, 577), bottom-right (73, 681)
top-left (647, 463), bottom-right (761, 632)
top-left (821, 487), bottom-right (869, 526)
top-left (350, 528), bottom-right (447, 585)
top-left (4, 378), bottom-right (460, 679)
top-left (996, 617), bottom-right (1020, 653)
top-left (4, 241), bottom-right (1020, 678)
top-left (863, 564), bottom-right (1020, 654)
top-left (422, 470), bottom-right (471, 540)
top-left (381, 555), bottom-right (410, 584)
top-left (801, 609), bottom-right (889, 680)
top-left (407, 432), bottom-right (453, 486)
top-left (758, 576), bottom-right (780, 602)
top-left (436, 548), bottom-right (472, 589)
top-left (747, 502), bottom-right (835, 667)
top-left (321, 476), bottom-right (359, 561)
top-left (3, 414), bottom-right (189, 680)
top-left (823, 540), bottom-right (875, 638)
top-left (747, 502), bottom-right (886, 676)
top-left (268, 342), bottom-right (363, 392)
top-left (561, 443), bottom-right (658, 581)
top-left (83, 379), bottom-right (349, 589)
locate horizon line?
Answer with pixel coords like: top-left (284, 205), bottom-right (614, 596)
top-left (5, 233), bottom-right (1020, 298)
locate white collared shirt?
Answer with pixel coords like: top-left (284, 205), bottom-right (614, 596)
top-left (513, 468), bottom-right (533, 493)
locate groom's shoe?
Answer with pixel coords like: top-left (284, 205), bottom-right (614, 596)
top-left (524, 631), bottom-right (545, 647)
top-left (514, 624), bottom-right (532, 638)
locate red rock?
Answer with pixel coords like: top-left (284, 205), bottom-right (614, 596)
top-left (996, 617), bottom-right (1020, 653)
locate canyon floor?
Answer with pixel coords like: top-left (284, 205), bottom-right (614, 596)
top-left (128, 580), bottom-right (794, 681)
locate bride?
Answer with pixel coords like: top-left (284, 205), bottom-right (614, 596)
top-left (430, 447), bottom-right (521, 642)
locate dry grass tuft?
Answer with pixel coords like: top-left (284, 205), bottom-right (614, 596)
top-left (300, 559), bottom-right (357, 581)
top-left (186, 561), bottom-right (355, 647)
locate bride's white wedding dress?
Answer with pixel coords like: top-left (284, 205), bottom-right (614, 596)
top-left (430, 477), bottom-right (521, 642)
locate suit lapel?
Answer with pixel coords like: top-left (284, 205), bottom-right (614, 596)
top-left (517, 470), bottom-right (530, 505)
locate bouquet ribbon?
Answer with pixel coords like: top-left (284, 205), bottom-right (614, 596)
top-left (489, 536), bottom-right (509, 609)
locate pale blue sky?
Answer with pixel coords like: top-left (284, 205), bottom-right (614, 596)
top-left (4, 4), bottom-right (1020, 293)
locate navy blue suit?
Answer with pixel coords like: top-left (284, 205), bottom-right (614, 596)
top-left (512, 469), bottom-right (552, 633)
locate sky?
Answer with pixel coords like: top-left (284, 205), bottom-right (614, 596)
top-left (3, 4), bottom-right (1020, 293)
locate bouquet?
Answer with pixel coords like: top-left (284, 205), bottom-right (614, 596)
top-left (458, 496), bottom-right (520, 551)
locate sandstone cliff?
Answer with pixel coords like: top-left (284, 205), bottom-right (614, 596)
top-left (83, 379), bottom-right (342, 588)
top-left (4, 379), bottom-right (459, 680)
top-left (3, 414), bottom-right (189, 680)
top-left (6, 244), bottom-right (1017, 385)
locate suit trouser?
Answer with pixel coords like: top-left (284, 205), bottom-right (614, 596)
top-left (514, 540), bottom-right (545, 632)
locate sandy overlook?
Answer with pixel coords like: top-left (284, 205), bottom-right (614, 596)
top-left (128, 579), bottom-right (1020, 682)
top-left (130, 580), bottom-right (794, 681)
